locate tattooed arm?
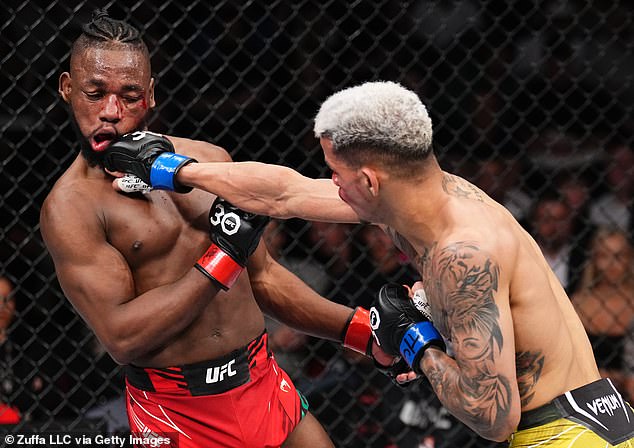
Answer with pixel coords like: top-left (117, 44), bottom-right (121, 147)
top-left (420, 241), bottom-right (521, 441)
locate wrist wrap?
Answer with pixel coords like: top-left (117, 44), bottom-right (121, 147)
top-left (342, 307), bottom-right (373, 356)
top-left (194, 244), bottom-right (243, 290)
top-left (150, 153), bottom-right (195, 192)
top-left (399, 321), bottom-right (444, 374)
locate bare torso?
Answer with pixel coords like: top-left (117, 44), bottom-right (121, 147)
top-left (389, 173), bottom-right (599, 412)
top-left (41, 136), bottom-right (265, 367)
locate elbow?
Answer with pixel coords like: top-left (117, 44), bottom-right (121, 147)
top-left (476, 410), bottom-right (520, 442)
top-left (99, 333), bottom-right (147, 365)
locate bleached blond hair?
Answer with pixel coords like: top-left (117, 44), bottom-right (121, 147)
top-left (314, 81), bottom-right (434, 168)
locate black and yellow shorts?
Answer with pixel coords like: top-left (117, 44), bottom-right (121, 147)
top-left (509, 379), bottom-right (634, 447)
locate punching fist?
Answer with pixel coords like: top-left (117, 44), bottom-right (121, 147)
top-left (195, 198), bottom-right (270, 289)
top-left (104, 131), bottom-right (196, 193)
top-left (370, 284), bottom-right (445, 375)
top-left (341, 307), bottom-right (416, 387)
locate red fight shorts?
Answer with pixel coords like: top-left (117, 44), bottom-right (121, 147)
top-left (124, 332), bottom-right (309, 448)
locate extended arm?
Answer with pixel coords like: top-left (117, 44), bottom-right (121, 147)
top-left (105, 133), bottom-right (359, 223)
top-left (419, 242), bottom-right (520, 441)
top-left (178, 162), bottom-right (359, 223)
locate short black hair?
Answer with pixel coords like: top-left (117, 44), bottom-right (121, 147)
top-left (71, 9), bottom-right (149, 61)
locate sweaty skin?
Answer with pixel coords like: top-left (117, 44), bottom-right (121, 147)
top-left (167, 146), bottom-right (600, 441)
top-left (41, 44), bottom-right (356, 447)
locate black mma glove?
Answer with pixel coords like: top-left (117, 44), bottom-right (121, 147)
top-left (341, 307), bottom-right (417, 387)
top-left (103, 131), bottom-right (196, 193)
top-left (370, 283), bottom-right (445, 375)
top-left (194, 198), bottom-right (270, 289)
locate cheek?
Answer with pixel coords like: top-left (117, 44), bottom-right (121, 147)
top-left (121, 103), bottom-right (148, 123)
top-left (70, 101), bottom-right (98, 132)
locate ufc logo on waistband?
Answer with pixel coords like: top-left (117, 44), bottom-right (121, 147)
top-left (206, 359), bottom-right (237, 383)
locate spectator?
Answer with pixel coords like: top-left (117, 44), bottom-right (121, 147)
top-left (572, 227), bottom-right (634, 395)
top-left (0, 277), bottom-right (21, 425)
top-left (555, 171), bottom-right (597, 294)
top-left (589, 143), bottom-right (634, 233)
top-left (529, 191), bottom-right (578, 291)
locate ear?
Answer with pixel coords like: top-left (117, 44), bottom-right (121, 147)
top-left (360, 167), bottom-right (380, 197)
top-left (58, 72), bottom-right (71, 103)
top-left (148, 77), bottom-right (156, 108)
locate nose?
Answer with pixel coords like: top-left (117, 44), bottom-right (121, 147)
top-left (100, 94), bottom-right (122, 122)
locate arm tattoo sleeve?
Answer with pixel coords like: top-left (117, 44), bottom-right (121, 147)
top-left (422, 241), bottom-right (512, 434)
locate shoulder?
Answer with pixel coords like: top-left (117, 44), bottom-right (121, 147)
top-left (428, 233), bottom-right (509, 292)
top-left (430, 237), bottom-right (499, 271)
top-left (165, 135), bottom-right (232, 163)
top-left (40, 174), bottom-right (102, 245)
top-left (441, 172), bottom-right (486, 202)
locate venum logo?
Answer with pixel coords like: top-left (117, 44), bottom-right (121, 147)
top-left (206, 359), bottom-right (237, 383)
top-left (586, 394), bottom-right (622, 417)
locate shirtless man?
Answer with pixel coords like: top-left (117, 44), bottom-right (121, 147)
top-left (105, 81), bottom-right (634, 446)
top-left (39, 12), bottom-right (392, 447)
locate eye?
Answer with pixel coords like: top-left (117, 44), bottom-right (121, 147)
top-left (84, 91), bottom-right (103, 100)
top-left (122, 95), bottom-right (142, 103)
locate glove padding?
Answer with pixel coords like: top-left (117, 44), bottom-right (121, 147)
top-left (208, 198), bottom-right (270, 267)
top-left (104, 131), bottom-right (196, 193)
top-left (195, 198), bottom-right (270, 289)
top-left (370, 283), bottom-right (445, 375)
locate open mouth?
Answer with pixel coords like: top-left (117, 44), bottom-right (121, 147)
top-left (91, 130), bottom-right (117, 152)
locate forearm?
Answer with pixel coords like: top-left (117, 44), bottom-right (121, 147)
top-left (250, 261), bottom-right (352, 342)
top-left (420, 348), bottom-right (516, 441)
top-left (178, 162), bottom-right (359, 223)
top-left (95, 270), bottom-right (219, 363)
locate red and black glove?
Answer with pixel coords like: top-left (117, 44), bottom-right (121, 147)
top-left (195, 198), bottom-right (270, 289)
top-left (342, 306), bottom-right (416, 386)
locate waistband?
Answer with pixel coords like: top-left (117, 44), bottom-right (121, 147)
top-left (517, 377), bottom-right (634, 445)
top-left (125, 331), bottom-right (269, 396)
top-left (518, 400), bottom-right (565, 430)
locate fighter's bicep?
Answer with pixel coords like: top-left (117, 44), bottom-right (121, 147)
top-left (430, 241), bottom-right (519, 421)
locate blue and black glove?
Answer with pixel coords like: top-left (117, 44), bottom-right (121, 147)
top-left (104, 131), bottom-right (196, 193)
top-left (369, 283), bottom-right (445, 375)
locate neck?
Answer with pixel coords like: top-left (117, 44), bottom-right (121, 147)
top-left (378, 164), bottom-right (449, 255)
top-left (75, 153), bottom-right (109, 179)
